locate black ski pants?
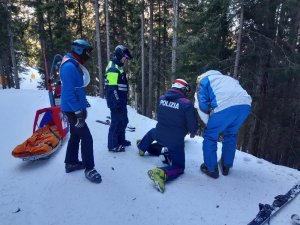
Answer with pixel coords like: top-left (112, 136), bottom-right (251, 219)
top-left (64, 112), bottom-right (95, 170)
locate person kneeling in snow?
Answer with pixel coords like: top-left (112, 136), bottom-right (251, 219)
top-left (135, 140), bottom-right (171, 165)
top-left (60, 39), bottom-right (102, 184)
top-left (195, 70), bottom-right (251, 179)
top-left (137, 79), bottom-right (198, 193)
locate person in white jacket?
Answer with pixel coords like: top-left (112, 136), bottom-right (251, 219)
top-left (195, 70), bottom-right (251, 178)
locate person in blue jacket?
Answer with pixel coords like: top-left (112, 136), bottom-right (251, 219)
top-left (138, 79), bottom-right (198, 193)
top-left (195, 70), bottom-right (252, 179)
top-left (105, 45), bottom-right (133, 152)
top-left (60, 39), bottom-right (102, 184)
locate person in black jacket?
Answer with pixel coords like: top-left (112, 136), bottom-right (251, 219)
top-left (138, 79), bottom-right (198, 193)
top-left (104, 45), bottom-right (133, 152)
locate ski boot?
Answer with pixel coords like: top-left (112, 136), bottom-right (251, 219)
top-left (108, 145), bottom-right (125, 152)
top-left (85, 168), bottom-right (102, 184)
top-left (136, 139), bottom-right (145, 156)
top-left (147, 168), bottom-right (167, 193)
top-left (218, 157), bottom-right (230, 176)
top-left (65, 161), bottom-right (85, 173)
top-left (200, 163), bottom-right (219, 179)
top-left (160, 147), bottom-right (172, 165)
top-left (122, 140), bottom-right (131, 147)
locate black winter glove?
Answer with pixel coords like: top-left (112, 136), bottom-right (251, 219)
top-left (75, 110), bottom-right (86, 128)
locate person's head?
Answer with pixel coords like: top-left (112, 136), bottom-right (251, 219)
top-left (114, 45), bottom-right (133, 64)
top-left (71, 39), bottom-right (93, 63)
top-left (171, 79), bottom-right (191, 95)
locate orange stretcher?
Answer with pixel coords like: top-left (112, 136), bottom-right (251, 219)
top-left (12, 106), bottom-right (68, 161)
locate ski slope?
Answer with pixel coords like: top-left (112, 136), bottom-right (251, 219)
top-left (19, 65), bottom-right (42, 90)
top-left (0, 89), bottom-right (299, 225)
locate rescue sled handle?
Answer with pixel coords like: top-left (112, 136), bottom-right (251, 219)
top-left (32, 106), bottom-right (68, 139)
top-left (48, 54), bottom-right (63, 106)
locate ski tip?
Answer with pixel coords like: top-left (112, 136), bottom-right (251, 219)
top-left (291, 214), bottom-right (300, 224)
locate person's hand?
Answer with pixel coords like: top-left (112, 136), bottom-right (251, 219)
top-left (190, 133), bottom-right (196, 138)
top-left (75, 111), bottom-right (86, 128)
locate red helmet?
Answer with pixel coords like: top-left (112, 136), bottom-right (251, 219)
top-left (172, 79), bottom-right (191, 93)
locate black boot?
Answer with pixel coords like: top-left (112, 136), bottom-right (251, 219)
top-left (108, 145), bottom-right (125, 152)
top-left (122, 140), bottom-right (131, 147)
top-left (160, 147), bottom-right (172, 165)
top-left (218, 157), bottom-right (230, 176)
top-left (200, 163), bottom-right (219, 179)
top-left (65, 161), bottom-right (85, 173)
top-left (85, 168), bottom-right (102, 184)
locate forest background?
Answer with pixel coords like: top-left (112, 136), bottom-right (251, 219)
top-left (1, 0), bottom-right (300, 170)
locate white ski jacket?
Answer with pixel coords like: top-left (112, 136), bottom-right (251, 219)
top-left (195, 70), bottom-right (252, 123)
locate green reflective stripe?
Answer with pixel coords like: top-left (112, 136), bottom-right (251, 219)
top-left (113, 63), bottom-right (124, 73)
top-left (106, 61), bottom-right (125, 80)
top-left (107, 72), bottom-right (119, 85)
top-left (106, 61), bottom-right (113, 72)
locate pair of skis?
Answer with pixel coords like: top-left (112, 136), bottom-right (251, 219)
top-left (96, 116), bottom-right (135, 132)
top-left (248, 182), bottom-right (300, 225)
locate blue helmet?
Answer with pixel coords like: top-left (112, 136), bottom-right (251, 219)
top-left (71, 39), bottom-right (93, 58)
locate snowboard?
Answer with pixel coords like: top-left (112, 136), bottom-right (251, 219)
top-left (248, 182), bottom-right (300, 225)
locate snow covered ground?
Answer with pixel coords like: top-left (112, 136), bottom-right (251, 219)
top-left (19, 65), bottom-right (42, 90)
top-left (0, 88), bottom-right (299, 225)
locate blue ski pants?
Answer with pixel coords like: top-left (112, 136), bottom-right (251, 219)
top-left (203, 105), bottom-right (251, 172)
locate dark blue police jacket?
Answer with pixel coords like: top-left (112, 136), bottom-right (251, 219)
top-left (156, 88), bottom-right (198, 141)
top-left (105, 58), bottom-right (128, 110)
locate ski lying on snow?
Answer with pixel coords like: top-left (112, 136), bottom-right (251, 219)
top-left (248, 182), bottom-right (300, 225)
top-left (95, 120), bottom-right (135, 132)
top-left (105, 116), bottom-right (136, 130)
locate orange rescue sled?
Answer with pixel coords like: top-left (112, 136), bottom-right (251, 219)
top-left (12, 106), bottom-right (68, 161)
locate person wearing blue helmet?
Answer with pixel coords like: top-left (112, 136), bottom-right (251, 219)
top-left (60, 39), bottom-right (102, 184)
top-left (105, 44), bottom-right (133, 152)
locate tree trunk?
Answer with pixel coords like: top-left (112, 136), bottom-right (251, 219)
top-left (246, 0), bottom-right (276, 157)
top-left (36, 0), bottom-right (47, 89)
top-left (59, 0), bottom-right (66, 18)
top-left (171, 0), bottom-right (178, 81)
top-left (0, 58), bottom-right (6, 89)
top-left (162, 0), bottom-right (168, 91)
top-left (93, 0), bottom-right (104, 98)
top-left (105, 0), bottom-right (110, 62)
top-left (156, 0), bottom-right (162, 111)
top-left (45, 0), bottom-right (54, 53)
top-left (141, 0), bottom-right (145, 115)
top-left (148, 0), bottom-right (154, 118)
top-left (5, 1), bottom-right (19, 89)
top-left (233, 1), bottom-right (244, 79)
top-left (78, 0), bottom-right (83, 38)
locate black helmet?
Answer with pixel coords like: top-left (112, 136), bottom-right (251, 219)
top-left (71, 39), bottom-right (93, 61)
top-left (114, 45), bottom-right (133, 60)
